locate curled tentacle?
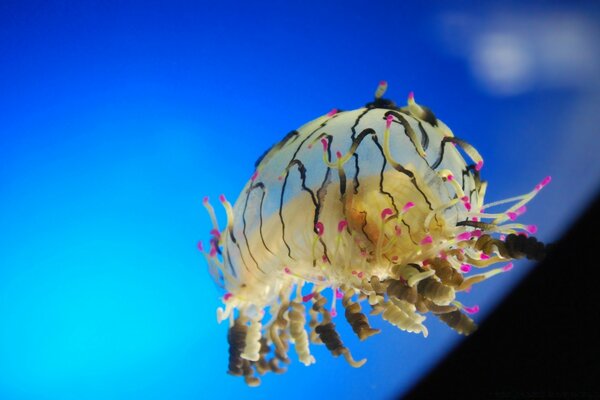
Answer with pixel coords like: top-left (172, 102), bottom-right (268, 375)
top-left (341, 288), bottom-right (380, 340)
top-left (289, 302), bottom-right (316, 366)
top-left (437, 309), bottom-right (477, 335)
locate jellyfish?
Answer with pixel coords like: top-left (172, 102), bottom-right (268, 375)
top-left (198, 82), bottom-right (550, 386)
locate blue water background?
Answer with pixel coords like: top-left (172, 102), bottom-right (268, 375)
top-left (1, 1), bottom-right (599, 399)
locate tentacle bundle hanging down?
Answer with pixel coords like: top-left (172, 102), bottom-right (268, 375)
top-left (199, 82), bottom-right (550, 385)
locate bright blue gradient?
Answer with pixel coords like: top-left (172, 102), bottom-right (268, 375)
top-left (1, 1), bottom-right (599, 399)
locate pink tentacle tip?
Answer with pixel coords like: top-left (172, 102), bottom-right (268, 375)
top-left (463, 201), bottom-right (472, 211)
top-left (336, 151), bottom-right (343, 159)
top-left (326, 108), bottom-right (338, 117)
top-left (502, 262), bottom-right (514, 272)
top-left (460, 264), bottom-right (472, 273)
top-left (507, 212), bottom-right (518, 221)
top-left (335, 288), bottom-right (343, 299)
top-left (302, 293), bottom-right (315, 302)
top-left (408, 91), bottom-right (415, 101)
top-left (385, 114), bottom-right (394, 129)
top-left (526, 225), bottom-right (538, 234)
top-left (203, 196), bottom-right (209, 204)
top-left (337, 220), bottom-right (348, 232)
top-left (402, 202), bottom-right (415, 212)
top-left (379, 80), bottom-right (388, 87)
top-left (250, 170), bottom-right (258, 181)
top-left (516, 205), bottom-right (527, 215)
top-left (381, 208), bottom-right (394, 220)
top-left (209, 247), bottom-right (217, 258)
top-left (463, 305), bottom-right (480, 315)
top-left (473, 230), bottom-right (483, 238)
top-left (197, 241), bottom-right (204, 252)
top-left (480, 253), bottom-right (490, 260)
top-left (457, 231), bottom-right (472, 241)
top-left (320, 138), bottom-right (329, 151)
top-left (210, 229), bottom-right (221, 238)
top-left (223, 293), bottom-right (233, 302)
top-left (475, 160), bottom-right (484, 171)
top-left (535, 176), bottom-right (552, 191)
top-left (460, 196), bottom-right (469, 203)
top-left (315, 221), bottom-right (325, 236)
top-left (420, 235), bottom-right (433, 245)
top-left (330, 308), bottom-right (338, 317)
top-left (357, 271), bottom-right (364, 278)
top-left (284, 267), bottom-right (291, 274)
top-left (394, 225), bottom-right (402, 236)
top-left (219, 194), bottom-right (227, 203)
top-left (446, 174), bottom-right (454, 181)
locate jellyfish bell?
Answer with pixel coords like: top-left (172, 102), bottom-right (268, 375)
top-left (199, 82), bottom-right (550, 386)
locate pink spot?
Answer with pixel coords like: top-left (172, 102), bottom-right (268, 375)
top-left (330, 308), bottom-right (338, 317)
top-left (335, 288), bottom-right (343, 299)
top-left (209, 246), bottom-right (217, 258)
top-left (422, 260), bottom-right (431, 266)
top-left (394, 225), bottom-right (402, 236)
top-left (302, 293), bottom-right (315, 302)
top-left (526, 225), bottom-right (538, 234)
top-left (326, 108), bottom-right (338, 117)
top-left (379, 80), bottom-right (387, 87)
top-left (203, 196), bottom-right (209, 204)
top-left (381, 208), bottom-right (394, 220)
top-left (502, 262), bottom-right (514, 272)
top-left (251, 170), bottom-right (259, 181)
top-left (351, 270), bottom-right (357, 275)
top-left (210, 229), bottom-right (221, 238)
top-left (420, 235), bottom-right (433, 245)
top-left (357, 272), bottom-right (364, 278)
top-left (516, 205), bottom-right (527, 216)
top-left (473, 230), bottom-right (483, 238)
top-left (337, 220), bottom-right (348, 232)
top-left (223, 293), bottom-right (233, 301)
top-left (475, 160), bottom-right (484, 171)
top-left (460, 196), bottom-right (469, 203)
top-left (460, 264), bottom-right (472, 273)
top-left (463, 305), bottom-right (480, 315)
top-left (535, 175), bottom-right (552, 191)
top-left (457, 232), bottom-right (472, 241)
top-left (284, 267), bottom-right (291, 274)
top-left (439, 251), bottom-right (447, 260)
top-left (446, 174), bottom-right (454, 181)
top-left (507, 212), bottom-right (518, 221)
top-left (402, 202), bottom-right (415, 213)
top-left (480, 253), bottom-right (490, 260)
top-left (315, 221), bottom-right (325, 236)
top-left (408, 91), bottom-right (415, 101)
top-left (320, 138), bottom-right (329, 151)
top-left (463, 201), bottom-right (472, 211)
top-left (480, 207), bottom-right (486, 213)
top-left (322, 255), bottom-right (329, 263)
top-left (500, 234), bottom-right (506, 241)
top-left (386, 114), bottom-right (394, 129)
top-left (219, 194), bottom-right (227, 203)
top-left (391, 255), bottom-right (399, 262)
top-left (336, 151), bottom-right (343, 159)
top-left (197, 241), bottom-right (204, 252)
top-left (472, 217), bottom-right (479, 222)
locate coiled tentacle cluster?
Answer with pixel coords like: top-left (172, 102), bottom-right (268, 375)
top-left (199, 82), bottom-right (550, 386)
